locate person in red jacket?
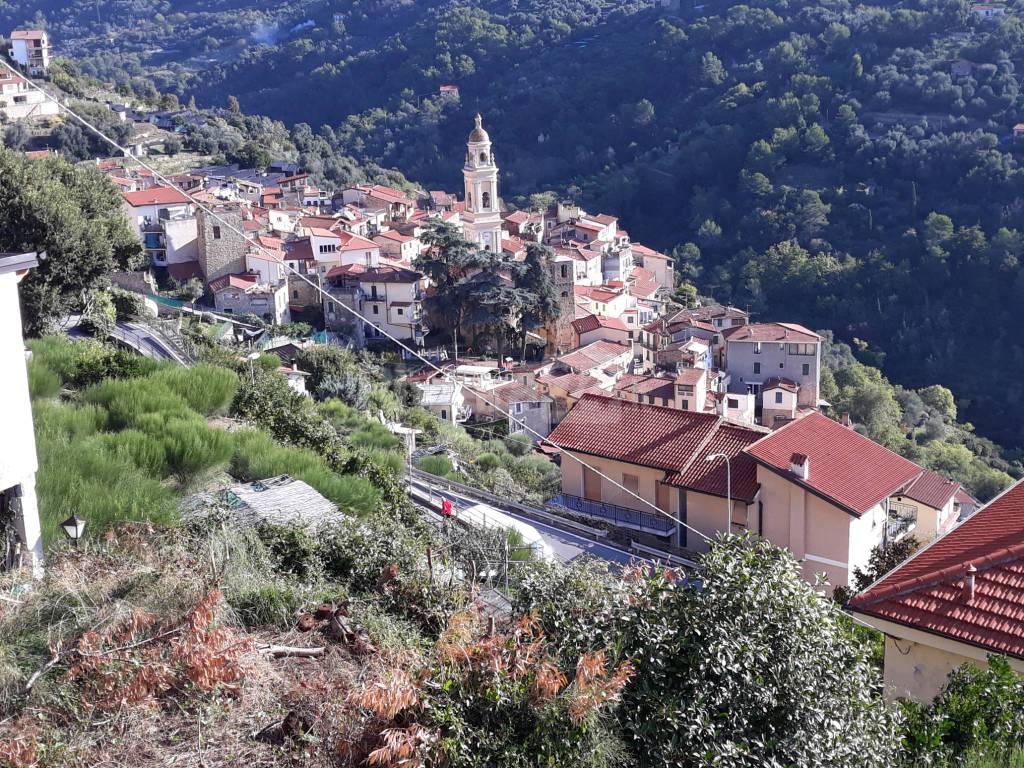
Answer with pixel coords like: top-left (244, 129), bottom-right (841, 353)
top-left (441, 498), bottom-right (453, 517)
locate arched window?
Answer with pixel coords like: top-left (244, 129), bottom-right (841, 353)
top-left (467, 193), bottom-right (472, 208)
top-left (482, 191), bottom-right (491, 210)
top-left (479, 152), bottom-right (487, 163)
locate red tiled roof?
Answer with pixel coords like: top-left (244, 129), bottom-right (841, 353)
top-left (900, 470), bottom-right (961, 510)
top-left (325, 263), bottom-right (422, 283)
top-left (11, 30), bottom-right (45, 40)
top-left (572, 314), bottom-right (629, 334)
top-left (209, 273), bottom-right (259, 292)
top-left (614, 374), bottom-right (674, 398)
top-left (763, 376), bottom-right (798, 393)
top-left (849, 478), bottom-right (1024, 659)
top-left (122, 187), bottom-right (191, 207)
top-left (674, 368), bottom-right (706, 386)
top-left (556, 340), bottom-right (632, 372)
top-left (549, 396), bottom-right (763, 502)
top-left (744, 411), bottom-right (923, 517)
top-left (722, 322), bottom-right (820, 343)
top-left (631, 243), bottom-right (669, 260)
top-left (537, 371), bottom-right (601, 395)
top-left (494, 382), bottom-right (551, 405)
top-left (574, 285), bottom-right (622, 303)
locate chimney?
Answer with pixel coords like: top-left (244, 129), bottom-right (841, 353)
top-left (790, 452), bottom-right (810, 480)
top-left (290, 358), bottom-right (298, 372)
top-left (963, 563), bottom-right (977, 603)
top-left (840, 412), bottom-right (851, 427)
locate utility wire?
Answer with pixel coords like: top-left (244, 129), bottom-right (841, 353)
top-left (4, 60), bottom-right (717, 542)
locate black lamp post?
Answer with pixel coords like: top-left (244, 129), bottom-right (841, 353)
top-left (61, 514), bottom-right (86, 548)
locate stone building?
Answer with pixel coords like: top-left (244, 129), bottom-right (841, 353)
top-left (198, 204), bottom-right (247, 283)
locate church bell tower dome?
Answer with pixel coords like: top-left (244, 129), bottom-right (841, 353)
top-left (468, 113), bottom-right (490, 143)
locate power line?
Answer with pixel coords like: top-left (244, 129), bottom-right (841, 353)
top-left (4, 61), bottom-right (712, 544)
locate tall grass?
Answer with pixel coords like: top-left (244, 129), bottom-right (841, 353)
top-left (148, 364), bottom-right (238, 416)
top-left (230, 428), bottom-right (381, 515)
top-left (27, 336), bottom-right (84, 383)
top-left (27, 361), bottom-right (60, 400)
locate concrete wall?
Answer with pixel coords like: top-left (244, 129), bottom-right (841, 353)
top-left (756, 466), bottom-right (885, 589)
top-left (163, 216), bottom-right (199, 264)
top-left (726, 340), bottom-right (820, 407)
top-left (0, 271), bottom-right (44, 575)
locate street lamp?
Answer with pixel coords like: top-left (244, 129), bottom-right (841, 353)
top-left (705, 453), bottom-right (732, 533)
top-left (60, 514), bottom-right (86, 549)
top-left (246, 351), bottom-right (261, 385)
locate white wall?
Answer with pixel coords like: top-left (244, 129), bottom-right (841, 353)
top-left (0, 271), bottom-right (44, 574)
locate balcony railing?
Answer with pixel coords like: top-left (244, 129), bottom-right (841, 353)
top-left (886, 513), bottom-right (916, 543)
top-left (548, 494), bottom-right (675, 535)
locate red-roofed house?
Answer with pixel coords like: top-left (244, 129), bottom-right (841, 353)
top-left (122, 187), bottom-right (198, 269)
top-left (849, 477), bottom-right (1024, 702)
top-left (744, 411), bottom-right (928, 588)
top-left (373, 229), bottom-right (420, 262)
top-left (0, 69), bottom-right (57, 120)
top-left (630, 243), bottom-right (674, 291)
top-left (322, 262), bottom-right (427, 347)
top-left (548, 395), bottom-right (767, 549)
top-left (571, 313), bottom-right (631, 347)
top-left (210, 272), bottom-right (290, 324)
top-left (9, 29), bottom-right (50, 75)
top-left (889, 469), bottom-right (965, 540)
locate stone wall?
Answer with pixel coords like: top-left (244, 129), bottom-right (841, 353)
top-left (197, 206), bottom-right (246, 283)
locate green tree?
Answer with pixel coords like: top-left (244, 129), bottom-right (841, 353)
top-left (517, 242), bottom-right (563, 359)
top-left (919, 384), bottom-right (958, 422)
top-left (700, 51), bottom-right (727, 86)
top-left (0, 148), bottom-right (143, 335)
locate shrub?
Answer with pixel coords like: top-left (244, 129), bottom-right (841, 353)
top-left (416, 454), bottom-right (453, 477)
top-left (84, 377), bottom-right (192, 430)
top-left (255, 522), bottom-right (321, 580)
top-left (475, 452), bottom-right (501, 471)
top-left (228, 584), bottom-right (305, 630)
top-left (27, 361), bottom-right (60, 400)
top-left (349, 423), bottom-right (403, 451)
top-left (101, 429), bottom-right (169, 477)
top-left (149, 364), bottom-right (239, 415)
top-left (162, 419), bottom-right (234, 481)
top-left (109, 287), bottom-right (149, 320)
top-left (31, 399), bottom-right (104, 442)
top-left (505, 432), bottom-right (533, 456)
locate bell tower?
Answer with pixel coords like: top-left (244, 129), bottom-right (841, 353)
top-left (462, 114), bottom-right (503, 251)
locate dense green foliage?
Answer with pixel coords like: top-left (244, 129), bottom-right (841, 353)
top-left (518, 534), bottom-right (902, 766)
top-left (0, 147), bottom-right (142, 334)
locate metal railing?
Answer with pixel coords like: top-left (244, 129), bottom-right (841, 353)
top-left (548, 494), bottom-right (675, 535)
top-left (886, 513), bottom-right (916, 542)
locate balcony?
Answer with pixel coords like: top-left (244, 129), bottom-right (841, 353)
top-left (886, 511), bottom-right (917, 543)
top-left (548, 493), bottom-right (675, 535)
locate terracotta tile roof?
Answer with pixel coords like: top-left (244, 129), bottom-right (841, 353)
top-left (337, 231), bottom-right (380, 251)
top-left (674, 368), bottom-right (706, 386)
top-left (572, 314), bottom-right (629, 334)
top-left (537, 371), bottom-right (601, 395)
top-left (549, 396), bottom-right (764, 502)
top-left (122, 187), bottom-right (191, 207)
top-left (763, 376), bottom-right (798, 393)
top-left (744, 412), bottom-right (923, 517)
top-left (614, 374), bottom-right (675, 398)
top-left (556, 340), bottom-right (632, 372)
top-left (900, 470), bottom-right (961, 510)
top-left (723, 322), bottom-right (820, 343)
top-left (209, 272), bottom-right (259, 292)
top-left (631, 243), bottom-right (669, 260)
top-left (504, 211), bottom-right (530, 224)
top-left (494, 382), bottom-right (551, 405)
top-left (574, 285), bottom-right (622, 303)
top-left (11, 30), bottom-right (46, 40)
top-left (849, 478), bottom-right (1024, 659)
top-left (325, 263), bottom-right (422, 283)
top-left (956, 489), bottom-right (980, 506)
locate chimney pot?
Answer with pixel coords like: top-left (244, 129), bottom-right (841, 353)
top-left (790, 452), bottom-right (810, 480)
top-left (963, 563), bottom-right (977, 602)
top-left (841, 412), bottom-right (851, 427)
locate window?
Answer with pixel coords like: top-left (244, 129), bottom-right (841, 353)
top-left (560, 264), bottom-right (569, 279)
top-left (727, 397), bottom-right (739, 409)
top-left (292, 290), bottom-right (298, 299)
top-left (396, 307), bottom-right (404, 316)
top-left (479, 152), bottom-right (487, 162)
top-left (775, 391), bottom-right (783, 404)
top-left (482, 191), bottom-right (491, 210)
top-left (753, 341), bottom-right (762, 354)
top-left (441, 409), bottom-right (448, 420)
top-left (328, 301), bottom-right (335, 311)
top-left (213, 226), bottom-right (221, 239)
top-left (802, 363), bottom-right (810, 376)
top-left (372, 305), bottom-right (379, 315)
top-left (753, 362), bottom-right (761, 375)
top-left (623, 474), bottom-right (639, 495)
top-left (682, 399), bottom-right (689, 410)
top-left (787, 343), bottom-right (815, 356)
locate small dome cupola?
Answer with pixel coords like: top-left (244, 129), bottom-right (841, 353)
top-left (468, 113), bottom-right (490, 144)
